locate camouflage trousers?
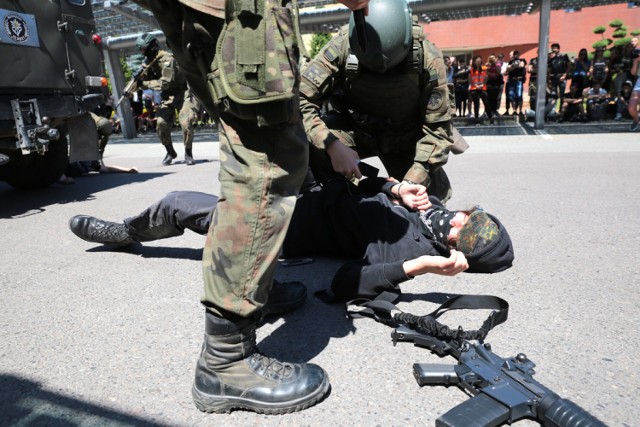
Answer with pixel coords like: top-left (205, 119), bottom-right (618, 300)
top-left (202, 112), bottom-right (308, 317)
top-left (178, 92), bottom-right (199, 150)
top-left (94, 115), bottom-right (113, 152)
top-left (156, 92), bottom-right (185, 146)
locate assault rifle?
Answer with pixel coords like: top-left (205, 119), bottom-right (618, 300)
top-left (348, 294), bottom-right (607, 427)
top-left (114, 55), bottom-right (160, 110)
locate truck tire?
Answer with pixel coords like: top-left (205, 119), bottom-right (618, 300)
top-left (2, 134), bottom-right (69, 190)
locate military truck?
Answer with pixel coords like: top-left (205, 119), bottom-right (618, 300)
top-left (0, 0), bottom-right (105, 189)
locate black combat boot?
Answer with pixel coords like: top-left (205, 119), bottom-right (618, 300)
top-left (192, 311), bottom-right (330, 414)
top-left (184, 148), bottom-right (195, 166)
top-left (162, 144), bottom-right (178, 166)
top-left (68, 215), bottom-right (136, 246)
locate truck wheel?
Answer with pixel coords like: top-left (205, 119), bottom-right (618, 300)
top-left (2, 135), bottom-right (69, 190)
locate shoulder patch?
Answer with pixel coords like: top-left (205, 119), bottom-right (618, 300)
top-left (301, 62), bottom-right (331, 89)
top-left (427, 91), bottom-right (444, 111)
top-left (323, 44), bottom-right (340, 63)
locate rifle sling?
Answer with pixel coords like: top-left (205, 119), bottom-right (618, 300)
top-left (346, 293), bottom-right (509, 342)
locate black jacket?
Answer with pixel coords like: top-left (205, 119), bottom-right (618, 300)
top-left (283, 179), bottom-right (514, 300)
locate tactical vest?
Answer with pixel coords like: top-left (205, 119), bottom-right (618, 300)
top-left (205, 0), bottom-right (305, 126)
top-left (340, 23), bottom-right (427, 127)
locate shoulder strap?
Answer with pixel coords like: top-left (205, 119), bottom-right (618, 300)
top-left (346, 293), bottom-right (509, 342)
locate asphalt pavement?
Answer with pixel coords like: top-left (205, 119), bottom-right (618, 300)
top-left (1, 126), bottom-right (638, 427)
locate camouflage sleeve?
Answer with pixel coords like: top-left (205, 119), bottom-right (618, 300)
top-left (141, 52), bottom-right (175, 92)
top-left (404, 40), bottom-right (454, 186)
top-left (299, 29), bottom-right (349, 151)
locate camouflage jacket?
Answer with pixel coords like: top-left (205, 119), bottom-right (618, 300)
top-left (299, 25), bottom-right (453, 185)
top-left (140, 50), bottom-right (187, 96)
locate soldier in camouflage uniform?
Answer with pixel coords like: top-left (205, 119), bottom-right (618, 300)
top-left (135, 33), bottom-right (192, 165)
top-left (177, 87), bottom-right (201, 165)
top-left (132, 0), bottom-right (369, 415)
top-left (90, 111), bottom-right (113, 163)
top-left (300, 0), bottom-right (455, 202)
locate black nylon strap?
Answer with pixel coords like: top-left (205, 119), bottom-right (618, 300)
top-left (346, 293), bottom-right (509, 342)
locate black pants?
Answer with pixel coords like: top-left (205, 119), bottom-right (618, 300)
top-left (469, 90), bottom-right (490, 118)
top-left (124, 191), bottom-right (216, 241)
top-left (486, 83), bottom-right (501, 116)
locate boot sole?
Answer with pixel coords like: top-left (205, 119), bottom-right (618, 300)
top-left (191, 376), bottom-right (330, 415)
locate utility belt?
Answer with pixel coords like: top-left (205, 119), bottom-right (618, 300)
top-left (202, 0), bottom-right (304, 127)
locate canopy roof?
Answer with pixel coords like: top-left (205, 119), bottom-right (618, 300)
top-left (92, 0), bottom-right (632, 36)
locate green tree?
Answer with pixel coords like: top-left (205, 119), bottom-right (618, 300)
top-left (591, 19), bottom-right (635, 51)
top-left (121, 55), bottom-right (133, 81)
top-left (309, 33), bottom-right (332, 58)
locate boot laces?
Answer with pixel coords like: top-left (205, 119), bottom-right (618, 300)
top-left (249, 353), bottom-right (294, 380)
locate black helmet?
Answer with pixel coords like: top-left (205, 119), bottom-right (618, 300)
top-left (136, 33), bottom-right (159, 58)
top-left (348, 0), bottom-right (412, 73)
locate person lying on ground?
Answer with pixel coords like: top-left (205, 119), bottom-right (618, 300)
top-left (69, 177), bottom-right (513, 301)
top-left (59, 159), bottom-right (138, 185)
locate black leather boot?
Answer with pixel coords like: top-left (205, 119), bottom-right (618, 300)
top-left (192, 312), bottom-right (330, 414)
top-left (184, 148), bottom-right (195, 166)
top-left (162, 144), bottom-right (178, 165)
top-left (68, 215), bottom-right (135, 246)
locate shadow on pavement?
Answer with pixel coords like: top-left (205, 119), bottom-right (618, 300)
top-left (0, 172), bottom-right (169, 219)
top-left (0, 373), bottom-right (169, 427)
top-left (87, 244), bottom-right (203, 261)
top-left (256, 258), bottom-right (359, 363)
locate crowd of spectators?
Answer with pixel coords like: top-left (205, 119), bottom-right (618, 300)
top-left (449, 37), bottom-right (640, 129)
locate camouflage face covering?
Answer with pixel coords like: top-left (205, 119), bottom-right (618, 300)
top-left (457, 211), bottom-right (500, 254)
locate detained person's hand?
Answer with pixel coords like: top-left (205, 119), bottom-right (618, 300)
top-left (338, 0), bottom-right (369, 14)
top-left (393, 182), bottom-right (432, 211)
top-left (402, 250), bottom-right (469, 277)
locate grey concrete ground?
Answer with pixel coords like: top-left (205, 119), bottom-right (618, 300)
top-left (1, 127), bottom-right (639, 427)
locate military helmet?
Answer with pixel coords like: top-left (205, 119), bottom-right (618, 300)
top-left (348, 0), bottom-right (412, 73)
top-left (136, 33), bottom-right (159, 57)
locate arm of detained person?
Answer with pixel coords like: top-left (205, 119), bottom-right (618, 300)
top-left (356, 176), bottom-right (432, 211)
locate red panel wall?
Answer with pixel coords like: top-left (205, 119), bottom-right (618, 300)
top-left (424, 4), bottom-right (640, 61)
